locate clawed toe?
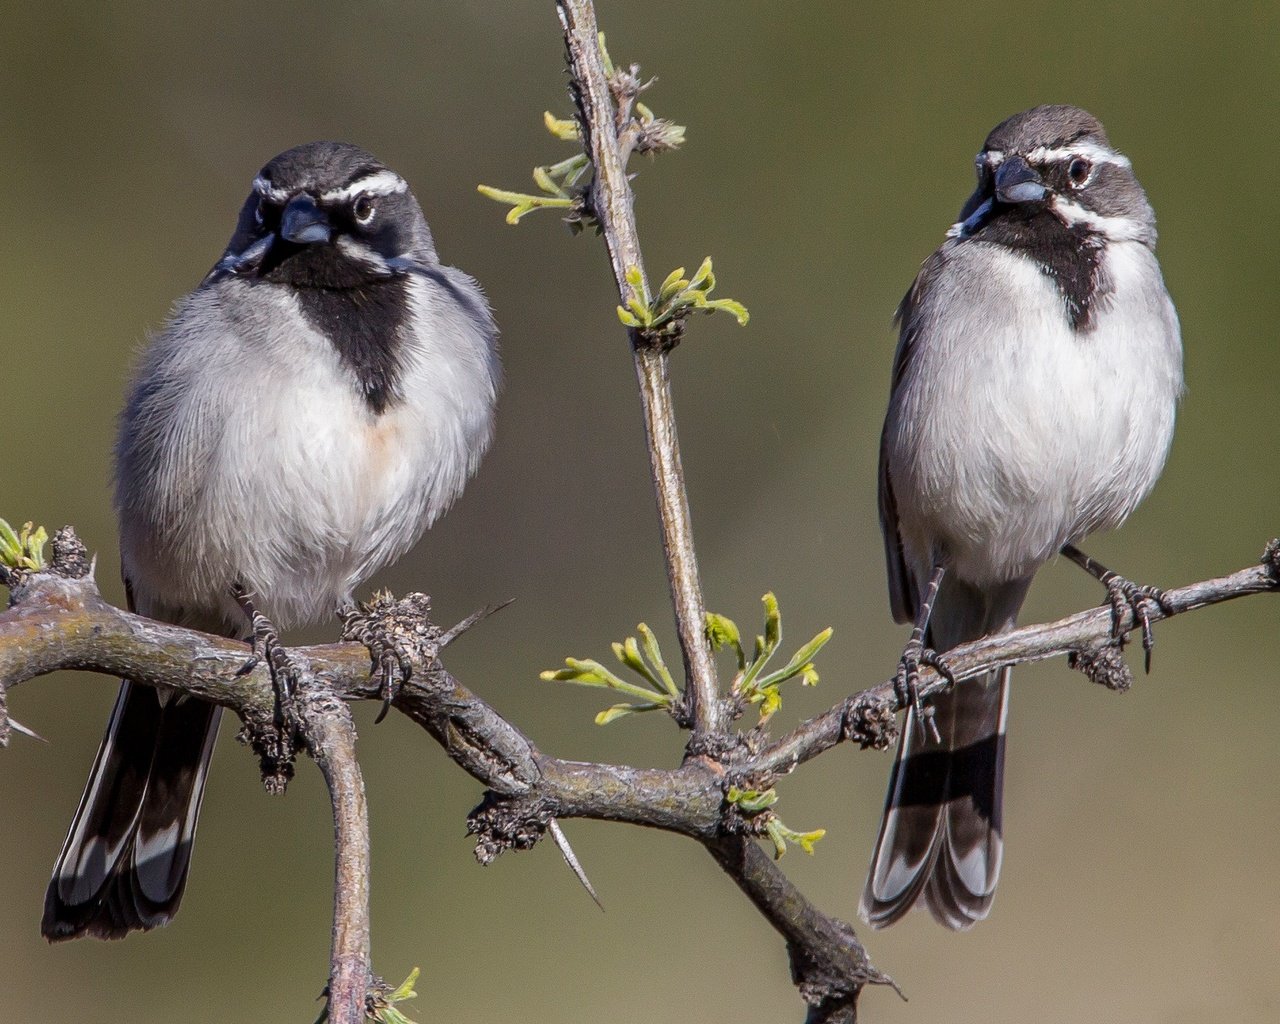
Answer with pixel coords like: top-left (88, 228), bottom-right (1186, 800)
top-left (1105, 577), bottom-right (1170, 674)
top-left (370, 644), bottom-right (413, 723)
top-left (895, 642), bottom-right (954, 745)
top-left (340, 596), bottom-right (430, 724)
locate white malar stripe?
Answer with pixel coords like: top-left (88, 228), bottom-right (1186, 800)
top-left (321, 169), bottom-right (409, 202)
top-left (1050, 196), bottom-right (1148, 241)
top-left (1025, 143), bottom-right (1132, 170)
top-left (334, 236), bottom-right (395, 275)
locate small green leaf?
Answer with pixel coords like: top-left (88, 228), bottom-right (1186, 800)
top-left (387, 968), bottom-right (420, 1004)
top-left (727, 786), bottom-right (778, 813)
top-left (532, 165), bottom-right (562, 196)
top-left (626, 296), bottom-right (653, 325)
top-left (635, 623), bottom-right (679, 696)
top-left (617, 307), bottom-right (641, 327)
top-left (476, 184), bottom-right (573, 225)
top-left (687, 257), bottom-right (714, 291)
top-left (764, 820), bottom-right (826, 859)
top-left (657, 267), bottom-right (689, 303)
top-left (763, 593), bottom-right (781, 654)
top-left (545, 153), bottom-right (589, 183)
top-left (0, 518), bottom-right (46, 570)
top-left (613, 636), bottom-right (665, 692)
top-left (753, 627), bottom-right (834, 691)
top-left (595, 701), bottom-right (666, 725)
top-left (705, 612), bottom-right (746, 671)
top-left (0, 517), bottom-right (19, 554)
top-left (699, 297), bottom-right (750, 326)
top-left (23, 524), bottom-right (47, 569)
top-left (540, 658), bottom-right (663, 702)
top-left (792, 827), bottom-right (826, 855)
top-left (597, 31), bottom-right (615, 76)
top-left (757, 687), bottom-right (783, 720)
top-left (543, 111), bottom-right (580, 141)
top-left (765, 821), bottom-right (788, 859)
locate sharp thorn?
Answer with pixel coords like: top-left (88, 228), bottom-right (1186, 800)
top-left (439, 598), bottom-right (516, 648)
top-left (549, 818), bottom-right (603, 911)
top-left (6, 717), bottom-right (48, 743)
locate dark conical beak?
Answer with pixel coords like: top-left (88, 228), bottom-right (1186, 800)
top-left (995, 156), bottom-right (1047, 205)
top-left (280, 195), bottom-right (331, 244)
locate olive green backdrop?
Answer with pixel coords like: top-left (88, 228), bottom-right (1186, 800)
top-left (2, 2), bottom-right (1277, 1022)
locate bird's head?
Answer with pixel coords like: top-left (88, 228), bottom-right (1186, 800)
top-left (950, 105), bottom-right (1156, 247)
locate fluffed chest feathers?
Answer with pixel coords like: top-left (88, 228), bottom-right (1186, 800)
top-left (889, 241), bottom-right (1180, 582)
top-left (117, 279), bottom-right (497, 625)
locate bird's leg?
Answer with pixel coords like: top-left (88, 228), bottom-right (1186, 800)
top-left (232, 584), bottom-right (301, 710)
top-left (232, 583), bottom-right (304, 792)
top-left (1061, 544), bottom-right (1172, 674)
top-left (339, 592), bottom-right (437, 724)
top-left (895, 563), bottom-right (956, 744)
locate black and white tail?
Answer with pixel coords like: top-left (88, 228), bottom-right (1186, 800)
top-left (860, 666), bottom-right (1008, 929)
top-left (42, 681), bottom-right (220, 941)
top-left (861, 575), bottom-right (1026, 929)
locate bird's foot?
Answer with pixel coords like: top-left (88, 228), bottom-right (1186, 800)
top-left (1103, 575), bottom-right (1173, 675)
top-left (232, 585), bottom-right (304, 792)
top-left (340, 591), bottom-right (440, 723)
top-left (893, 637), bottom-right (956, 745)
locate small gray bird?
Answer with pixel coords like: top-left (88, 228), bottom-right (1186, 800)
top-left (861, 106), bottom-right (1183, 929)
top-left (44, 142), bottom-right (500, 940)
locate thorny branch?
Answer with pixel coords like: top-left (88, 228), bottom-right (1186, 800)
top-left (6, 535), bottom-right (1276, 1020)
top-left (3, 2), bottom-right (1278, 1020)
top-left (302, 688), bottom-right (373, 1023)
top-left (557, 0), bottom-right (726, 743)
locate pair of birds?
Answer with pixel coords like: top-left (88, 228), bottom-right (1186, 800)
top-left (43, 103), bottom-right (1182, 941)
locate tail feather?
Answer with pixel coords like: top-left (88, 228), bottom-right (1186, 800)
top-left (43, 681), bottom-right (221, 941)
top-left (861, 574), bottom-right (1026, 930)
top-left (860, 670), bottom-right (1008, 929)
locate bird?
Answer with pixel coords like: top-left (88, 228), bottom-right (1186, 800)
top-left (43, 141), bottom-right (501, 941)
top-left (860, 105), bottom-right (1183, 929)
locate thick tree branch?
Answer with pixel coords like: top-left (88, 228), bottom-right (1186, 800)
top-left (4, 534), bottom-right (1276, 1019)
top-left (557, 0), bottom-right (724, 741)
top-left (301, 686), bottom-right (372, 1024)
top-left (756, 546), bottom-right (1280, 776)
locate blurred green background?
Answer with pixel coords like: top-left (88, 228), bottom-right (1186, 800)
top-left (3, 2), bottom-right (1277, 1021)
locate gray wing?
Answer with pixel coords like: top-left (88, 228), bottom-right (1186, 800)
top-left (878, 255), bottom-right (944, 624)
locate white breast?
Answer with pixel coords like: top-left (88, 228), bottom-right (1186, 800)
top-left (887, 240), bottom-right (1182, 586)
top-left (117, 274), bottom-right (497, 628)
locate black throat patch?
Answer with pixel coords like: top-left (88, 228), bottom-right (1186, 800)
top-left (259, 243), bottom-right (408, 414)
top-left (295, 278), bottom-right (408, 415)
top-left (971, 207), bottom-right (1104, 331)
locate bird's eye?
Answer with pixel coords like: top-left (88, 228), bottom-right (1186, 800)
top-left (353, 195), bottom-right (377, 224)
top-left (1068, 157), bottom-right (1093, 188)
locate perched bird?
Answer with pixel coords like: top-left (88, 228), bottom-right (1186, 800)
top-left (44, 142), bottom-right (501, 940)
top-left (861, 106), bottom-right (1183, 929)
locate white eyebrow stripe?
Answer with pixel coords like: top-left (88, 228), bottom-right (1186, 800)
top-left (1026, 143), bottom-right (1132, 169)
top-left (252, 176), bottom-right (292, 203)
top-left (1051, 196), bottom-right (1147, 240)
top-left (320, 169), bottom-right (408, 202)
